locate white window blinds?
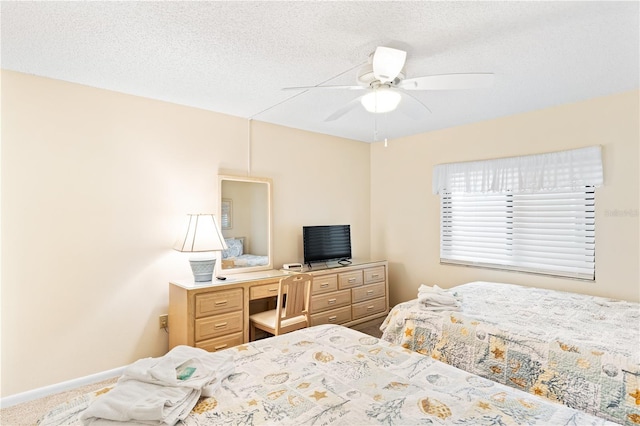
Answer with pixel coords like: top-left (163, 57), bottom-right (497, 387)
top-left (436, 146), bottom-right (602, 280)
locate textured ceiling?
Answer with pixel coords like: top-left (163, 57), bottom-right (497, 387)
top-left (2, 1), bottom-right (639, 143)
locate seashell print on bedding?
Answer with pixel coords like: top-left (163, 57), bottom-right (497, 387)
top-left (38, 324), bottom-right (619, 426)
top-left (380, 281), bottom-right (640, 424)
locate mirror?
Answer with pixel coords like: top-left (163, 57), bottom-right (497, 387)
top-left (217, 175), bottom-right (272, 274)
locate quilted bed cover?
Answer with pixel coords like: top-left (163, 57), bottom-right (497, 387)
top-left (38, 324), bottom-right (617, 425)
top-left (381, 281), bottom-right (640, 424)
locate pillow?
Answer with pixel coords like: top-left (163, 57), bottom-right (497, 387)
top-left (222, 238), bottom-right (243, 258)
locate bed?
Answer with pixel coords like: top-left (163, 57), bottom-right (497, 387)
top-left (39, 324), bottom-right (618, 425)
top-left (222, 237), bottom-right (269, 269)
top-left (381, 281), bottom-right (640, 424)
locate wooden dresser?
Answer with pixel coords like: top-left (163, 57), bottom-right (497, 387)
top-left (305, 260), bottom-right (388, 328)
top-left (168, 259), bottom-right (388, 351)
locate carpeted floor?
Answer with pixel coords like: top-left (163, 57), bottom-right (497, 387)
top-left (0, 377), bottom-right (119, 425)
top-left (352, 319), bottom-right (384, 338)
top-left (0, 320), bottom-right (384, 425)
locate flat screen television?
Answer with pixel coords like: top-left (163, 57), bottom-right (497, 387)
top-left (303, 225), bottom-right (352, 266)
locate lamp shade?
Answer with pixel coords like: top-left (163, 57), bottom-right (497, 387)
top-left (174, 214), bottom-right (228, 282)
top-left (173, 214), bottom-right (228, 253)
top-left (361, 87), bottom-right (401, 113)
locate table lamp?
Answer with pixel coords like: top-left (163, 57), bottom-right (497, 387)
top-left (173, 214), bottom-right (228, 282)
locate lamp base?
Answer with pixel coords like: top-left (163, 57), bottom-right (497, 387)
top-left (189, 257), bottom-right (217, 282)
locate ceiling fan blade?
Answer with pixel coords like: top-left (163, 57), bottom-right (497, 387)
top-left (324, 96), bottom-right (363, 122)
top-left (372, 46), bottom-right (407, 83)
top-left (397, 91), bottom-right (432, 120)
top-left (398, 73), bottom-right (494, 90)
top-left (283, 85), bottom-right (363, 91)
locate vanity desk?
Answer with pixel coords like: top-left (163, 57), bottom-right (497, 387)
top-left (169, 270), bottom-right (289, 351)
top-left (168, 259), bottom-right (388, 352)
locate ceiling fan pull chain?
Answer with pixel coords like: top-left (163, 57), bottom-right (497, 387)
top-left (384, 112), bottom-right (389, 148)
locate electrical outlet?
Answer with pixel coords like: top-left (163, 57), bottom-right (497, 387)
top-left (159, 314), bottom-right (168, 329)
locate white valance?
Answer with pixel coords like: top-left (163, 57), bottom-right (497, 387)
top-left (432, 146), bottom-right (603, 194)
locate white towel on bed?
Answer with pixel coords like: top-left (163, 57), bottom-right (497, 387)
top-left (79, 380), bottom-right (199, 426)
top-left (417, 284), bottom-right (462, 311)
top-left (80, 346), bottom-right (234, 425)
top-left (122, 346), bottom-right (234, 396)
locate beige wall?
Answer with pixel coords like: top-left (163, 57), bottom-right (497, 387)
top-left (0, 70), bottom-right (370, 396)
top-left (371, 90), bottom-right (640, 306)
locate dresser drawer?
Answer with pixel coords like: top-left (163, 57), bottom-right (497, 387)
top-left (195, 288), bottom-right (243, 318)
top-left (250, 281), bottom-right (281, 300)
top-left (312, 274), bottom-right (338, 295)
top-left (352, 296), bottom-right (386, 320)
top-left (310, 306), bottom-right (352, 326)
top-left (310, 289), bottom-right (351, 313)
top-left (364, 266), bottom-right (385, 284)
top-left (352, 282), bottom-right (386, 303)
top-left (195, 310), bottom-right (243, 342)
top-left (338, 270), bottom-right (363, 289)
top-left (195, 332), bottom-right (244, 352)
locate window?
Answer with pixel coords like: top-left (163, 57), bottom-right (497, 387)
top-left (221, 198), bottom-right (233, 230)
top-left (434, 146), bottom-right (603, 281)
top-left (440, 187), bottom-right (595, 279)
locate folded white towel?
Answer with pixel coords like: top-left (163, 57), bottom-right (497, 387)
top-left (418, 284), bottom-right (462, 296)
top-left (417, 284), bottom-right (462, 311)
top-left (417, 293), bottom-right (459, 306)
top-left (80, 346), bottom-right (235, 425)
top-left (80, 380), bottom-right (198, 425)
top-left (123, 346), bottom-right (234, 394)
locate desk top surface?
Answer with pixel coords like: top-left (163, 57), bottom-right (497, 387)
top-left (170, 259), bottom-right (386, 290)
top-left (170, 269), bottom-right (291, 290)
top-left (296, 258), bottom-right (385, 273)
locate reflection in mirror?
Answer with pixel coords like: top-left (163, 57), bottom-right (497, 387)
top-left (218, 175), bottom-right (272, 274)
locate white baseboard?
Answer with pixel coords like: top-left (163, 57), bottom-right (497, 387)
top-left (0, 366), bottom-right (125, 409)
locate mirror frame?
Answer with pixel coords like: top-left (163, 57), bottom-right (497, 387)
top-left (217, 174), bottom-right (273, 275)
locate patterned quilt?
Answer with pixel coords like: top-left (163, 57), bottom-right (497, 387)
top-left (380, 281), bottom-right (640, 424)
top-left (39, 324), bottom-right (618, 426)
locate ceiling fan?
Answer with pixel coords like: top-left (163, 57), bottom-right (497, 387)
top-left (284, 46), bottom-right (494, 122)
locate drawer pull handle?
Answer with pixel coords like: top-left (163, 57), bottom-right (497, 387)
top-left (268, 288), bottom-right (278, 292)
top-left (215, 300), bottom-right (228, 306)
top-left (328, 298), bottom-right (337, 305)
top-left (214, 344), bottom-right (228, 350)
top-left (214, 322), bottom-right (228, 328)
top-left (367, 305), bottom-right (375, 310)
top-left (348, 278), bottom-right (356, 283)
top-left (320, 283), bottom-right (329, 288)
top-left (371, 274), bottom-right (380, 278)
top-left (366, 290), bottom-right (374, 295)
top-left (328, 315), bottom-right (337, 322)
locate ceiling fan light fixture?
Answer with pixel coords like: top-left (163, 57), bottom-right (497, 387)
top-left (361, 87), bottom-right (401, 113)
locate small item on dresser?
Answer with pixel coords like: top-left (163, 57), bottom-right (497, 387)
top-left (216, 276), bottom-right (227, 281)
top-left (282, 263), bottom-right (303, 270)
